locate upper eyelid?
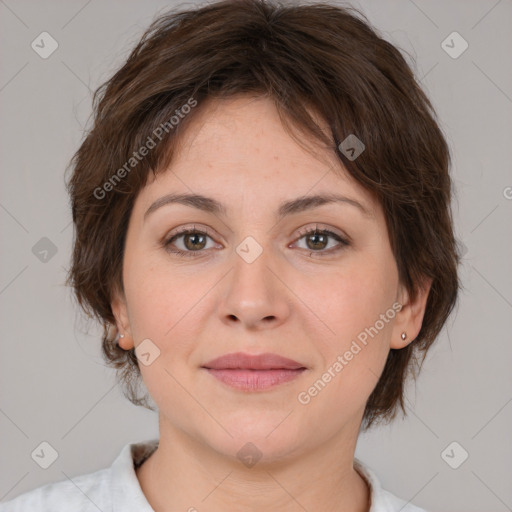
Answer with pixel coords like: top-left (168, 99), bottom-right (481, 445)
top-left (166, 223), bottom-right (345, 238)
top-left (166, 225), bottom-right (217, 241)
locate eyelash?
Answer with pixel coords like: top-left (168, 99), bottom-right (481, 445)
top-left (163, 225), bottom-right (350, 258)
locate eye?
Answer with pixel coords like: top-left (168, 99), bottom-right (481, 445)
top-left (163, 226), bottom-right (218, 257)
top-left (292, 225), bottom-right (350, 256)
top-left (163, 224), bottom-right (350, 258)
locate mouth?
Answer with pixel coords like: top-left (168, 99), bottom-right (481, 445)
top-left (201, 352), bottom-right (307, 391)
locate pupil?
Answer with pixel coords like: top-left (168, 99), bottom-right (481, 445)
top-left (185, 233), bottom-right (205, 250)
top-left (308, 233), bottom-right (326, 250)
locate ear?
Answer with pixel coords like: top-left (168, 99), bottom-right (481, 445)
top-left (390, 277), bottom-right (432, 349)
top-left (111, 284), bottom-right (135, 350)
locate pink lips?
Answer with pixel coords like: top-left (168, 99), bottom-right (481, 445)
top-left (202, 352), bottom-right (307, 391)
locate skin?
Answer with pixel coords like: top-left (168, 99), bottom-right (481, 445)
top-left (111, 95), bottom-right (431, 512)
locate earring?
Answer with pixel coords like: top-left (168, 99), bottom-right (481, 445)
top-left (115, 333), bottom-right (125, 348)
top-left (401, 332), bottom-right (407, 340)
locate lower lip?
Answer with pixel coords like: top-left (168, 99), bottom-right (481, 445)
top-left (204, 368), bottom-right (306, 391)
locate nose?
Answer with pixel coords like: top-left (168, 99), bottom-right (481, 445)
top-left (217, 241), bottom-right (291, 331)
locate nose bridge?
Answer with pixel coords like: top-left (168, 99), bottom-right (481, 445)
top-left (219, 234), bottom-right (289, 328)
top-left (232, 235), bottom-right (276, 304)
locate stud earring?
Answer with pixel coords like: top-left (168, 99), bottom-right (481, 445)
top-left (115, 333), bottom-right (125, 348)
top-left (401, 332), bottom-right (407, 340)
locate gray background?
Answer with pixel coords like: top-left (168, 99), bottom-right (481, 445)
top-left (1, 1), bottom-right (511, 510)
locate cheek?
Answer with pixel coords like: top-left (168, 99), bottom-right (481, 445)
top-left (297, 266), bottom-right (395, 415)
top-left (123, 256), bottom-right (213, 373)
top-left (305, 253), bottom-right (397, 346)
top-left (315, 258), bottom-right (397, 401)
top-left (123, 252), bottom-right (189, 337)
top-left (126, 265), bottom-right (195, 407)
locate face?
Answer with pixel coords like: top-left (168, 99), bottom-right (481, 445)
top-left (112, 95), bottom-right (425, 465)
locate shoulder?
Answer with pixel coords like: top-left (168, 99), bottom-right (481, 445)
top-left (0, 467), bottom-right (111, 511)
top-left (354, 458), bottom-right (430, 512)
top-left (1, 439), bottom-right (158, 512)
top-left (377, 488), bottom-right (429, 512)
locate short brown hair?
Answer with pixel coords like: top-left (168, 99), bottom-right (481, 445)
top-left (65, 0), bottom-right (461, 430)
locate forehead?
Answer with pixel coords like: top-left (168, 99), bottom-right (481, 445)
top-left (171, 95), bottom-right (335, 173)
top-left (139, 95), bottom-right (378, 216)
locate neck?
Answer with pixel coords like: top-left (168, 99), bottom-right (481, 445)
top-left (136, 417), bottom-right (370, 512)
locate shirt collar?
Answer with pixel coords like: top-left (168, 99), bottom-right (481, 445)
top-left (111, 438), bottom-right (158, 511)
top-left (354, 456), bottom-right (386, 511)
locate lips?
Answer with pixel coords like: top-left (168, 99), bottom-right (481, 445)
top-left (202, 352), bottom-right (305, 370)
top-left (201, 352), bottom-right (307, 391)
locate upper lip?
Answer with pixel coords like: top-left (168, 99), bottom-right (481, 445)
top-left (202, 352), bottom-right (306, 370)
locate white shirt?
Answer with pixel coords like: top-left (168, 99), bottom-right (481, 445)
top-left (1, 439), bottom-right (428, 511)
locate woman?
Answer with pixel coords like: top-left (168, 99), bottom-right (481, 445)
top-left (1, 0), bottom-right (460, 510)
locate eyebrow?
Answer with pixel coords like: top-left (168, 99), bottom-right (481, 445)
top-left (144, 191), bottom-right (373, 222)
